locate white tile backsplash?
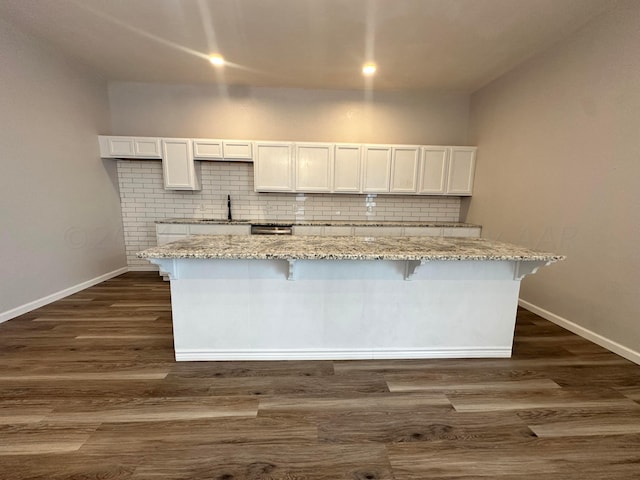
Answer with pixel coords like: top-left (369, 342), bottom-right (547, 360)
top-left (117, 160), bottom-right (461, 268)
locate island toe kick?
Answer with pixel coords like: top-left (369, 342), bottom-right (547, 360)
top-left (148, 257), bottom-right (553, 361)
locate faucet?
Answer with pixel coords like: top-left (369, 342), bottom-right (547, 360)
top-left (227, 194), bottom-right (232, 221)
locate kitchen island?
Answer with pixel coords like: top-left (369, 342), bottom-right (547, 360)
top-left (138, 235), bottom-right (564, 361)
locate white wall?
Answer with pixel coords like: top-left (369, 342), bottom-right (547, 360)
top-left (108, 82), bottom-right (469, 145)
top-left (0, 19), bottom-right (127, 321)
top-left (467, 0), bottom-right (640, 358)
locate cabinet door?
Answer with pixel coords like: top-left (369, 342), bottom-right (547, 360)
top-left (419, 146), bottom-right (449, 194)
top-left (333, 144), bottom-right (362, 193)
top-left (223, 141), bottom-right (253, 161)
top-left (134, 138), bottom-right (161, 158)
top-left (390, 146), bottom-right (420, 193)
top-left (295, 143), bottom-right (333, 192)
top-left (254, 142), bottom-right (294, 192)
top-left (162, 138), bottom-right (200, 190)
top-left (447, 147), bottom-right (476, 195)
top-left (99, 136), bottom-right (160, 158)
top-left (362, 145), bottom-right (392, 193)
top-left (192, 139), bottom-right (223, 159)
top-left (106, 136), bottom-right (135, 157)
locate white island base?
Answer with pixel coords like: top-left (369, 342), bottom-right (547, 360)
top-left (151, 257), bottom-right (548, 361)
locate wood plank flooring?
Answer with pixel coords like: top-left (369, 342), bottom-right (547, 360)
top-left (1, 271), bottom-right (639, 479)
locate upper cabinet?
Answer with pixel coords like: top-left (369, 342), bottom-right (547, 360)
top-left (419, 146), bottom-right (449, 194)
top-left (101, 136), bottom-right (253, 162)
top-left (447, 147), bottom-right (476, 195)
top-left (390, 146), bottom-right (420, 194)
top-left (254, 142), bottom-right (294, 192)
top-left (418, 146), bottom-right (476, 196)
top-left (100, 135), bottom-right (476, 196)
top-left (254, 141), bottom-right (476, 195)
top-left (192, 139), bottom-right (223, 159)
top-left (333, 144), bottom-right (362, 193)
top-left (162, 139), bottom-right (200, 190)
top-left (295, 143), bottom-right (333, 192)
top-left (192, 139), bottom-right (253, 161)
top-left (362, 145), bottom-right (392, 193)
top-left (98, 136), bottom-right (161, 159)
top-left (223, 140), bottom-right (253, 161)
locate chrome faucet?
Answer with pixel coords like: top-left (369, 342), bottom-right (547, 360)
top-left (227, 194), bottom-right (232, 221)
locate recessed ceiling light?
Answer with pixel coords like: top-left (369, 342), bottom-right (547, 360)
top-left (362, 63), bottom-right (377, 76)
top-left (209, 54), bottom-right (225, 66)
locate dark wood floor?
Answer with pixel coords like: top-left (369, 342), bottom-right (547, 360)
top-left (1, 272), bottom-right (639, 479)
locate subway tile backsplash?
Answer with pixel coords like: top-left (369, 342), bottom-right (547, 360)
top-left (117, 160), bottom-right (461, 269)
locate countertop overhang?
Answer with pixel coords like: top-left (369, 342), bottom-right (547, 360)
top-left (137, 234), bottom-right (565, 263)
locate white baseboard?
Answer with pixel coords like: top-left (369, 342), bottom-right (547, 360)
top-left (0, 267), bottom-right (129, 324)
top-left (175, 347), bottom-right (512, 361)
top-left (519, 299), bottom-right (640, 365)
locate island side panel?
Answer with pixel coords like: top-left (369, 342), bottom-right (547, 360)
top-left (166, 259), bottom-right (521, 360)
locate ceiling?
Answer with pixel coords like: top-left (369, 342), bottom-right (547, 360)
top-left (0, 0), bottom-right (615, 92)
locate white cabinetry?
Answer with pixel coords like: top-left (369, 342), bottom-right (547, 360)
top-left (192, 139), bottom-right (223, 159)
top-left (254, 142), bottom-right (294, 192)
top-left (418, 146), bottom-right (476, 196)
top-left (192, 139), bottom-right (253, 161)
top-left (98, 136), bottom-right (161, 159)
top-left (390, 146), bottom-right (420, 193)
top-left (362, 145), bottom-right (392, 193)
top-left (333, 144), bottom-right (362, 193)
top-left (419, 146), bottom-right (449, 194)
top-left (223, 141), bottom-right (253, 160)
top-left (447, 147), bottom-right (476, 195)
top-left (295, 143), bottom-right (333, 192)
top-left (161, 138), bottom-right (200, 190)
top-left (100, 134), bottom-right (476, 196)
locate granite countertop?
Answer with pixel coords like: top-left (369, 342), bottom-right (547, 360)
top-left (156, 218), bottom-right (480, 228)
top-left (138, 235), bottom-right (564, 263)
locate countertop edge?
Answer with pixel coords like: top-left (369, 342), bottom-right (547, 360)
top-left (137, 235), bottom-right (564, 263)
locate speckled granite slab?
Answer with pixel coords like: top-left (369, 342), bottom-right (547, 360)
top-left (156, 218), bottom-right (480, 228)
top-left (138, 235), bottom-right (565, 262)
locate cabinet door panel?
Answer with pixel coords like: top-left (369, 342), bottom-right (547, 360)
top-left (362, 145), bottom-right (392, 192)
top-left (223, 141), bottom-right (253, 160)
top-left (390, 146), bottom-right (420, 193)
top-left (295, 143), bottom-right (332, 192)
top-left (447, 147), bottom-right (476, 195)
top-left (193, 139), bottom-right (223, 159)
top-left (162, 139), bottom-right (200, 190)
top-left (99, 136), bottom-right (160, 158)
top-left (254, 142), bottom-right (294, 191)
top-left (334, 144), bottom-right (362, 193)
top-left (419, 147), bottom-right (449, 194)
top-left (108, 137), bottom-right (135, 157)
top-left (134, 138), bottom-right (161, 158)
